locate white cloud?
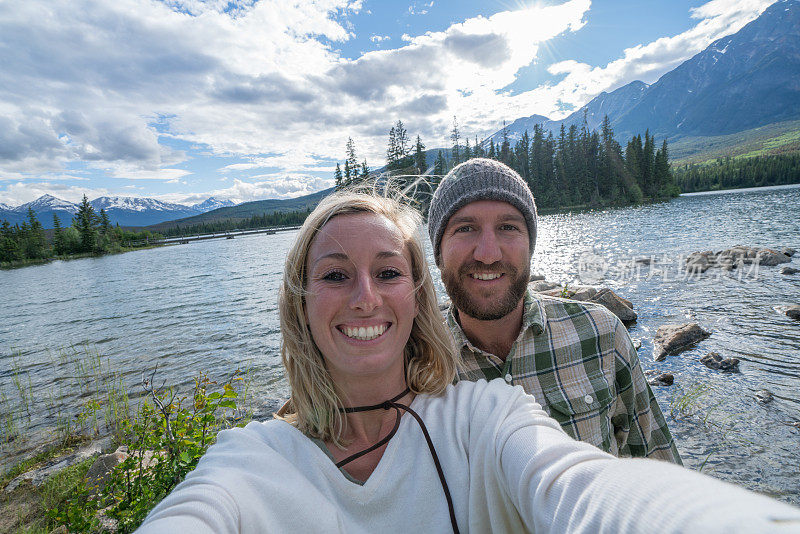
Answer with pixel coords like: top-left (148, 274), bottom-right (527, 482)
top-left (0, 0), bottom-right (777, 204)
top-left (0, 182), bottom-right (112, 205)
top-left (165, 175), bottom-right (333, 205)
top-left (370, 34), bottom-right (390, 43)
top-left (532, 0), bottom-right (775, 118)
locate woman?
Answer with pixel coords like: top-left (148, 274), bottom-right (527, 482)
top-left (138, 191), bottom-right (799, 533)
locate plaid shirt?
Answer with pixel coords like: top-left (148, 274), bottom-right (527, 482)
top-left (449, 291), bottom-right (682, 464)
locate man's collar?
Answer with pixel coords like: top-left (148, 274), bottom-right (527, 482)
top-left (446, 289), bottom-right (545, 349)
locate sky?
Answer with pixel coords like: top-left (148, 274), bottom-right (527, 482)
top-left (0, 0), bottom-right (777, 207)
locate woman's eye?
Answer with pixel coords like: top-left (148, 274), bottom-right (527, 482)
top-left (377, 269), bottom-right (401, 280)
top-left (322, 271), bottom-right (346, 282)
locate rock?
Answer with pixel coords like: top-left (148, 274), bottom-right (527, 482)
top-left (787, 305), bottom-right (800, 320)
top-left (529, 273), bottom-right (546, 281)
top-left (589, 288), bottom-right (637, 323)
top-left (755, 389), bottom-right (774, 403)
top-left (686, 246), bottom-right (791, 273)
top-left (647, 372), bottom-right (674, 387)
top-left (632, 338), bottom-right (642, 350)
top-left (685, 251), bottom-right (714, 273)
top-left (96, 505), bottom-right (119, 532)
top-left (781, 266), bottom-right (799, 275)
top-left (568, 285), bottom-right (598, 301)
top-left (4, 441), bottom-right (104, 494)
top-left (653, 323), bottom-right (711, 361)
top-left (85, 447), bottom-right (129, 495)
top-left (700, 352), bottom-right (740, 372)
top-left (756, 248), bottom-right (791, 266)
top-left (438, 300), bottom-right (450, 312)
top-left (635, 257), bottom-right (653, 265)
top-left (530, 280), bottom-right (560, 292)
top-left (782, 247), bottom-right (796, 257)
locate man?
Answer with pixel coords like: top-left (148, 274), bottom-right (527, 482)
top-left (428, 158), bottom-right (681, 463)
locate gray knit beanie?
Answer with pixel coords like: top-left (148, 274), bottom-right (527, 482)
top-left (428, 158), bottom-right (537, 265)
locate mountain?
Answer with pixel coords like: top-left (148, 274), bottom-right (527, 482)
top-left (487, 0), bottom-right (800, 157)
top-left (89, 196), bottom-right (200, 226)
top-left (191, 197), bottom-right (236, 213)
top-left (613, 0), bottom-right (800, 140)
top-left (147, 188), bottom-right (334, 232)
top-left (0, 194), bottom-right (79, 227)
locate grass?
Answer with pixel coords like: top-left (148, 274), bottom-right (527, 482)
top-left (669, 382), bottom-right (751, 472)
top-left (670, 119), bottom-right (800, 164)
top-left (1, 346), bottom-right (254, 533)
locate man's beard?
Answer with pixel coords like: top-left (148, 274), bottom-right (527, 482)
top-left (441, 260), bottom-right (529, 321)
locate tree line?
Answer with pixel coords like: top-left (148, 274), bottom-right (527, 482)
top-left (161, 209), bottom-right (311, 238)
top-left (1, 195), bottom-right (161, 264)
top-left (332, 116), bottom-right (680, 212)
top-left (673, 154), bottom-right (800, 192)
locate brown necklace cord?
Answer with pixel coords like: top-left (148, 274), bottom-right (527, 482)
top-left (337, 388), bottom-right (460, 534)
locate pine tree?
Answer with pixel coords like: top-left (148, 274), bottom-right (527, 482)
top-left (488, 139), bottom-right (496, 159)
top-left (414, 135), bottom-right (427, 175)
top-left (53, 213), bottom-right (67, 255)
top-left (464, 137), bottom-right (472, 161)
top-left (24, 207), bottom-right (47, 259)
top-left (386, 126), bottom-right (397, 167)
top-left (500, 121), bottom-right (511, 165)
top-left (334, 163), bottom-right (343, 189)
top-left (433, 150), bottom-right (447, 177)
top-left (360, 159), bottom-right (370, 182)
top-left (100, 208), bottom-right (111, 234)
top-left (450, 116), bottom-right (461, 166)
top-left (73, 194), bottom-right (99, 253)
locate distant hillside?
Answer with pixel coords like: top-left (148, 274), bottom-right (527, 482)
top-left (147, 188), bottom-right (334, 232)
top-left (485, 0), bottom-right (800, 163)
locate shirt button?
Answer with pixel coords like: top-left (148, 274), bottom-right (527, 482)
top-left (504, 374), bottom-right (513, 384)
top-left (584, 394), bottom-right (594, 404)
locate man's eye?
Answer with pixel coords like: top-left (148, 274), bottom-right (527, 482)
top-left (454, 225), bottom-right (473, 233)
top-left (499, 224), bottom-right (519, 231)
top-left (377, 269), bottom-right (401, 280)
top-left (322, 271), bottom-right (346, 281)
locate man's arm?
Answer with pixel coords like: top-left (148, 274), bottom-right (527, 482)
top-left (611, 318), bottom-right (682, 464)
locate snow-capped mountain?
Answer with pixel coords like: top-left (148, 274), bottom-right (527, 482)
top-left (86, 196), bottom-right (200, 227)
top-left (18, 194), bottom-right (79, 214)
top-left (191, 196), bottom-right (235, 213)
top-left (487, 0), bottom-right (800, 143)
top-left (0, 194), bottom-right (80, 227)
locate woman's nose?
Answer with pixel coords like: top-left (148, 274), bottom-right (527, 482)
top-left (350, 274), bottom-right (381, 311)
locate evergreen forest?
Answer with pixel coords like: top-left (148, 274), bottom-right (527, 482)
top-left (673, 154), bottom-right (800, 192)
top-left (1, 195), bottom-right (161, 264)
top-left (160, 209), bottom-right (311, 238)
top-left (334, 116), bottom-right (681, 213)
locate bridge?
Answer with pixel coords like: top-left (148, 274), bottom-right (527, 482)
top-left (129, 225), bottom-right (302, 247)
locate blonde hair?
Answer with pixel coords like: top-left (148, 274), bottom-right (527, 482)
top-left (277, 187), bottom-right (457, 445)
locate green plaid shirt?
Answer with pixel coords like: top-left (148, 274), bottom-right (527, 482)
top-left (449, 291), bottom-right (682, 464)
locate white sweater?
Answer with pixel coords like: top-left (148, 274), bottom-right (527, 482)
top-left (137, 379), bottom-right (800, 533)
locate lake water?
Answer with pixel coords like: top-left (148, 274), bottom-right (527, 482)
top-left (2, 184), bottom-right (799, 504)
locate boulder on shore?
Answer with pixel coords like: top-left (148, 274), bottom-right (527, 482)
top-left (85, 447), bottom-right (129, 495)
top-left (588, 288), bottom-right (637, 323)
top-left (653, 323), bottom-right (711, 361)
top-left (647, 372), bottom-right (674, 387)
top-left (786, 305), bottom-right (800, 321)
top-left (781, 247), bottom-right (796, 257)
top-left (781, 266), bottom-right (799, 275)
top-left (700, 352), bottom-right (740, 372)
top-left (685, 245), bottom-right (791, 273)
top-left (755, 389), bottom-right (774, 403)
top-left (3, 441), bottom-right (106, 494)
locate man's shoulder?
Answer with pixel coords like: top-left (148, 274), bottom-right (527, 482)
top-left (531, 292), bottom-right (620, 331)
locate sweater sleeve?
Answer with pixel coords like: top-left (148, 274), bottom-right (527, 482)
top-left (476, 380), bottom-right (800, 533)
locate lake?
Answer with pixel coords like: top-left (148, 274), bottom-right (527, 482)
top-left (2, 184), bottom-right (799, 504)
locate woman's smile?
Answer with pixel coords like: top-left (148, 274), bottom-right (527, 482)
top-left (305, 212), bottom-right (418, 385)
